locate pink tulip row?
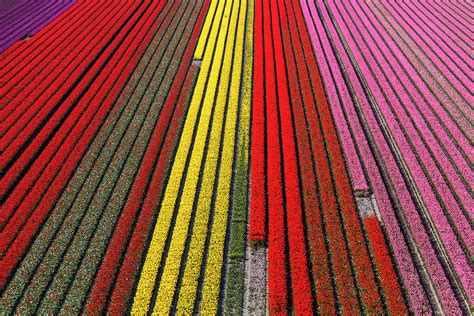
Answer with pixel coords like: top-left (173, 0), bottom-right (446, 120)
top-left (301, 0), bottom-right (472, 313)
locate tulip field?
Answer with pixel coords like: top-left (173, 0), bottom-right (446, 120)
top-left (0, 0), bottom-right (472, 314)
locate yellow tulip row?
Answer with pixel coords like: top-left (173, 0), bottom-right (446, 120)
top-left (131, 0), bottom-right (251, 314)
top-left (193, 0), bottom-right (219, 61)
top-left (176, 0), bottom-right (242, 311)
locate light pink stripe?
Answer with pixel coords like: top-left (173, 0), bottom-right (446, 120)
top-left (370, 2), bottom-right (473, 140)
top-left (422, 1), bottom-right (472, 36)
top-left (332, 2), bottom-right (472, 304)
top-left (380, 2), bottom-right (472, 101)
top-left (397, 1), bottom-right (472, 74)
top-left (300, 1), bottom-right (432, 312)
top-left (451, 0), bottom-right (474, 12)
top-left (352, 0), bottom-right (474, 249)
top-left (417, 1), bottom-right (472, 46)
top-left (440, 1), bottom-right (473, 23)
top-left (393, 1), bottom-right (472, 86)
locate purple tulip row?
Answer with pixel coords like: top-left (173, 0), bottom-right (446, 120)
top-left (0, 0), bottom-right (77, 53)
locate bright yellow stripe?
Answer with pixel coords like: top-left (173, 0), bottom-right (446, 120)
top-left (194, 0), bottom-right (220, 60)
top-left (132, 0), bottom-right (254, 313)
top-left (239, 0), bottom-right (253, 162)
top-left (174, 0), bottom-right (243, 312)
top-left (153, 0), bottom-right (240, 313)
top-left (130, 0), bottom-right (229, 313)
top-left (199, 0), bottom-right (252, 313)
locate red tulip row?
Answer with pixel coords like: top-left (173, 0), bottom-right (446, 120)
top-left (0, 0), bottom-right (158, 291)
top-left (277, 0), bottom-right (335, 312)
top-left (259, 0), bottom-right (288, 310)
top-left (248, 0), bottom-right (266, 245)
top-left (0, 1), bottom-right (129, 168)
top-left (0, 0), bottom-right (135, 211)
top-left (0, 1), bottom-right (95, 90)
top-left (0, 0), bottom-right (77, 53)
top-left (364, 216), bottom-right (408, 314)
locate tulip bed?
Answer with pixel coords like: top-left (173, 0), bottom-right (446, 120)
top-left (0, 0), bottom-right (470, 314)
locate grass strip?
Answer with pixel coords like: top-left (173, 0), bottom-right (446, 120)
top-left (222, 0), bottom-right (253, 312)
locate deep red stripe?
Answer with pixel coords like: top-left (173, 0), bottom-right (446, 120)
top-left (272, 0), bottom-right (314, 312)
top-left (259, 0), bottom-right (288, 312)
top-left (0, 1), bottom-right (137, 219)
top-left (0, 0), bottom-right (153, 289)
top-left (0, 1), bottom-right (123, 142)
top-left (248, 0), bottom-right (266, 243)
top-left (0, 1), bottom-right (104, 112)
top-left (0, 0), bottom-right (143, 239)
top-left (364, 217), bottom-right (408, 314)
top-left (280, 0), bottom-right (336, 312)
